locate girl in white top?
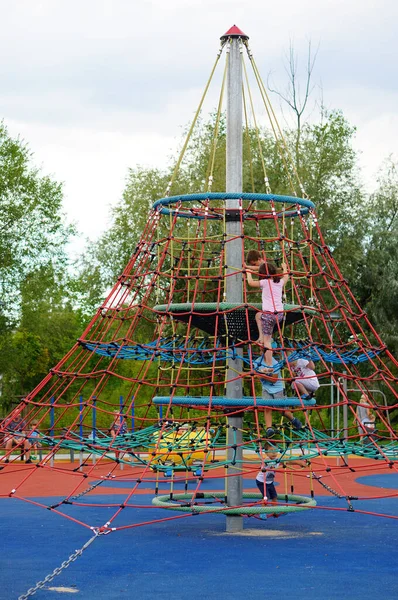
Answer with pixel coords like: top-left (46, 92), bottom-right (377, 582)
top-left (290, 358), bottom-right (320, 396)
top-left (247, 261), bottom-right (289, 373)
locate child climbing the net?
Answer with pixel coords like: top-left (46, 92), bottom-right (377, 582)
top-left (255, 351), bottom-right (303, 437)
top-left (247, 260), bottom-right (289, 374)
top-left (245, 249), bottom-right (263, 272)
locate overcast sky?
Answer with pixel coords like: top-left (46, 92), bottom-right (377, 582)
top-left (1, 0), bottom-right (397, 253)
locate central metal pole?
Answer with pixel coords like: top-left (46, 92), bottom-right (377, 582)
top-left (225, 34), bottom-right (244, 532)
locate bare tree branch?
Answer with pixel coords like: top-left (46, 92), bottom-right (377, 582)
top-left (267, 39), bottom-right (320, 171)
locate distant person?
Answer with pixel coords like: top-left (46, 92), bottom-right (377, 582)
top-left (110, 410), bottom-right (128, 438)
top-left (247, 261), bottom-right (289, 372)
top-left (28, 420), bottom-right (42, 460)
top-left (2, 410), bottom-right (31, 463)
top-left (110, 410), bottom-right (128, 460)
top-left (356, 394), bottom-right (376, 440)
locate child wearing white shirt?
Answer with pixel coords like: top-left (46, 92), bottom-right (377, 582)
top-left (256, 460), bottom-right (279, 503)
top-left (290, 357), bottom-right (320, 397)
top-left (255, 447), bottom-right (308, 505)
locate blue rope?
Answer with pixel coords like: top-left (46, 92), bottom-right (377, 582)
top-left (152, 396), bottom-right (317, 408)
top-left (80, 338), bottom-right (382, 366)
top-left (152, 192), bottom-right (315, 219)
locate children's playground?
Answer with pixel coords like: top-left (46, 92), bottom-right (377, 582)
top-left (1, 25), bottom-right (397, 600)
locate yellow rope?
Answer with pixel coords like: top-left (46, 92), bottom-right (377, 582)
top-left (187, 222), bottom-right (191, 303)
top-left (248, 56), bottom-right (297, 195)
top-left (206, 52), bottom-right (228, 192)
top-left (242, 54), bottom-right (271, 194)
top-left (247, 46), bottom-right (308, 198)
top-left (242, 85), bottom-right (255, 193)
top-left (164, 43), bottom-right (226, 197)
top-left (291, 218), bottom-right (295, 304)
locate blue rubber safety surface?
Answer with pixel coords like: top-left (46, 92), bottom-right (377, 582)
top-left (356, 473), bottom-right (398, 490)
top-left (1, 476), bottom-right (398, 600)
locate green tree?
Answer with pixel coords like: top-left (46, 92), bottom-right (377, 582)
top-left (0, 329), bottom-right (50, 404)
top-left (80, 110), bottom-right (366, 289)
top-left (0, 121), bottom-right (73, 320)
top-left (355, 158), bottom-right (398, 353)
top-left (0, 121), bottom-right (76, 409)
top-left (0, 265), bottom-right (83, 409)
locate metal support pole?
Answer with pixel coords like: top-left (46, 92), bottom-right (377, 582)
top-left (225, 35), bottom-right (244, 532)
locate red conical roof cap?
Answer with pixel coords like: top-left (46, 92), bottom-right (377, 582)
top-left (221, 25), bottom-right (249, 40)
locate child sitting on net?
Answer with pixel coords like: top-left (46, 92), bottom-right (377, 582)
top-left (289, 355), bottom-right (320, 399)
top-left (247, 261), bottom-right (289, 374)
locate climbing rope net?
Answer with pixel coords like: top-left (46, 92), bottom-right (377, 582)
top-left (1, 28), bottom-right (397, 598)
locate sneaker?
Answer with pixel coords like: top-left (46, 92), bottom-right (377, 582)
top-left (25, 459), bottom-right (32, 464)
top-left (291, 417), bottom-right (303, 430)
top-left (265, 427), bottom-right (275, 437)
top-left (4, 459), bottom-right (9, 464)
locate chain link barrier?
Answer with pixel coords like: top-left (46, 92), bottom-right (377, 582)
top-left (311, 473), bottom-right (356, 511)
top-left (18, 531), bottom-right (100, 600)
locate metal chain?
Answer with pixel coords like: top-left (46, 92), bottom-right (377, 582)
top-left (311, 473), bottom-right (344, 498)
top-left (311, 473), bottom-right (355, 511)
top-left (69, 473), bottom-right (111, 501)
top-left (18, 532), bottom-right (99, 600)
top-left (49, 474), bottom-right (113, 509)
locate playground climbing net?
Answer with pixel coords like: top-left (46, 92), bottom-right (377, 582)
top-left (0, 26), bottom-right (397, 600)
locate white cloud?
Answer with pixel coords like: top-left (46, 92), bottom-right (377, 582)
top-left (1, 0), bottom-right (397, 251)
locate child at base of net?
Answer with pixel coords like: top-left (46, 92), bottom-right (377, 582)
top-left (255, 459), bottom-right (279, 504)
top-left (246, 261), bottom-right (289, 374)
top-left (255, 447), bottom-right (307, 504)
